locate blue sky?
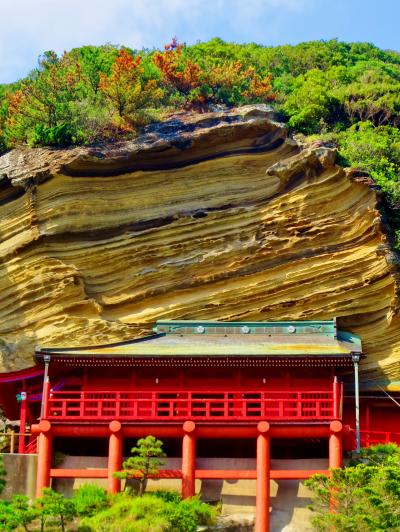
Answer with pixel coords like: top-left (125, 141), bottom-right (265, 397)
top-left (0, 0), bottom-right (399, 83)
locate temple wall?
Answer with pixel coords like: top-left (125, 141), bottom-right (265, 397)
top-left (0, 453), bottom-right (37, 500)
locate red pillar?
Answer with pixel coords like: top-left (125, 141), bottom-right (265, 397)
top-left (182, 421), bottom-right (196, 499)
top-left (36, 420), bottom-right (52, 498)
top-left (108, 421), bottom-right (123, 494)
top-left (329, 420), bottom-right (343, 469)
top-left (256, 421), bottom-right (270, 532)
top-left (18, 391), bottom-right (27, 454)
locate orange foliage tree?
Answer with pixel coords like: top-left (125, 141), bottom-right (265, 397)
top-left (211, 62), bottom-right (276, 103)
top-left (153, 38), bottom-right (203, 98)
top-left (99, 49), bottom-right (163, 130)
top-left (153, 38), bottom-right (276, 108)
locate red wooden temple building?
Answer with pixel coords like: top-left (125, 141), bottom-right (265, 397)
top-left (1, 319), bottom-right (400, 531)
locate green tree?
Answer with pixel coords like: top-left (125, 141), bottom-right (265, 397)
top-left (334, 62), bottom-right (400, 127)
top-left (69, 44), bottom-right (120, 94)
top-left (350, 442), bottom-right (400, 466)
top-left (0, 500), bottom-right (13, 531)
top-left (305, 444), bottom-right (400, 531)
top-left (0, 82), bottom-right (20, 153)
top-left (36, 487), bottom-right (76, 532)
top-left (5, 50), bottom-right (86, 146)
top-left (283, 68), bottom-right (342, 133)
top-left (115, 435), bottom-right (166, 496)
top-left (335, 121), bottom-right (400, 204)
top-left (7, 495), bottom-right (37, 532)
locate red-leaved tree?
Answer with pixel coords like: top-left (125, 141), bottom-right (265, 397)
top-left (153, 39), bottom-right (276, 109)
top-left (99, 49), bottom-right (163, 131)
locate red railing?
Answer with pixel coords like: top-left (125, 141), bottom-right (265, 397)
top-left (24, 437), bottom-right (38, 454)
top-left (352, 429), bottom-right (400, 448)
top-left (47, 389), bottom-right (338, 422)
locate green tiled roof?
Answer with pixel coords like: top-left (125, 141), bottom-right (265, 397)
top-left (37, 319), bottom-right (362, 358)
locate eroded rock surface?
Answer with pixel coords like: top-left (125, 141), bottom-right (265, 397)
top-left (0, 105), bottom-right (399, 388)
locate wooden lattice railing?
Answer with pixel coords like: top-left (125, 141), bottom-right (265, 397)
top-left (46, 389), bottom-right (339, 422)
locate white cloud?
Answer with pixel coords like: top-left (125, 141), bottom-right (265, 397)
top-left (0, 0), bottom-right (316, 82)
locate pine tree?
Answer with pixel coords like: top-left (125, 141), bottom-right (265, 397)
top-left (36, 488), bottom-right (76, 532)
top-left (115, 435), bottom-right (166, 496)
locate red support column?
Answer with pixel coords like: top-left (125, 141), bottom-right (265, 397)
top-left (329, 420), bottom-right (343, 469)
top-left (108, 421), bottom-right (123, 494)
top-left (329, 420), bottom-right (343, 512)
top-left (256, 421), bottom-right (270, 532)
top-left (36, 420), bottom-right (52, 498)
top-left (182, 421), bottom-right (196, 499)
top-left (18, 391), bottom-right (28, 454)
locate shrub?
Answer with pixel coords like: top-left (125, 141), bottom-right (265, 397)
top-left (79, 493), bottom-right (169, 532)
top-left (79, 491), bottom-right (217, 532)
top-left (152, 489), bottom-right (181, 504)
top-left (28, 122), bottom-right (84, 147)
top-left (73, 483), bottom-right (109, 517)
top-left (163, 495), bottom-right (216, 532)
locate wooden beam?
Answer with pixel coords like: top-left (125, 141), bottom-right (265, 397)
top-left (50, 469), bottom-right (108, 478)
top-left (48, 468), bottom-right (329, 480)
top-left (48, 424), bottom-right (334, 439)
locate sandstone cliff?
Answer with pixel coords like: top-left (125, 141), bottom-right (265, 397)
top-left (0, 105), bottom-right (399, 389)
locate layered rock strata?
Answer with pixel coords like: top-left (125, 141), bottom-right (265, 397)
top-left (0, 105), bottom-right (399, 388)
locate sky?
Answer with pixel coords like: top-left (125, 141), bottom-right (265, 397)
top-left (0, 0), bottom-right (399, 83)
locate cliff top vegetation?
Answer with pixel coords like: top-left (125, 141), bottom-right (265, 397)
top-left (0, 38), bottom-right (399, 244)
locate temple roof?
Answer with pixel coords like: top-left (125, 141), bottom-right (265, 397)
top-left (36, 319), bottom-right (362, 358)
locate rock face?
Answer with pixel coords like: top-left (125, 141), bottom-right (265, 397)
top-left (0, 105), bottom-right (399, 388)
